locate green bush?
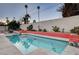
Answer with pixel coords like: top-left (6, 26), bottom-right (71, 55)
top-left (69, 42), bottom-right (78, 47)
top-left (69, 43), bottom-right (74, 46)
top-left (43, 29), bottom-right (47, 32)
top-left (8, 20), bottom-right (20, 31)
top-left (38, 28), bottom-right (42, 31)
top-left (70, 26), bottom-right (79, 35)
top-left (27, 24), bottom-right (33, 30)
top-left (52, 26), bottom-right (60, 32)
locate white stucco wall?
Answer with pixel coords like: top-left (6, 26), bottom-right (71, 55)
top-left (20, 15), bottom-right (79, 32)
top-left (0, 26), bottom-right (8, 31)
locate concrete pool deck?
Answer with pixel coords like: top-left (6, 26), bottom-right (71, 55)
top-left (62, 45), bottom-right (79, 55)
top-left (27, 48), bottom-right (57, 55)
top-left (27, 45), bottom-right (79, 55)
top-left (0, 34), bottom-right (22, 55)
top-left (0, 33), bottom-right (79, 55)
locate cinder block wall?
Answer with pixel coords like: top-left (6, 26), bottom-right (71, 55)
top-left (20, 15), bottom-right (79, 32)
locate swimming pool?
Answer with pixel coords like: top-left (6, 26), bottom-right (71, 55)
top-left (7, 34), bottom-right (69, 54)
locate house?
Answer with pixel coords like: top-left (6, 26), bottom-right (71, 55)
top-left (0, 22), bottom-right (8, 32)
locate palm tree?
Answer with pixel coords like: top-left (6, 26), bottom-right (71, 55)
top-left (23, 4), bottom-right (30, 24)
top-left (37, 6), bottom-right (40, 22)
top-left (13, 17), bottom-right (15, 20)
top-left (23, 14), bottom-right (30, 24)
top-left (6, 17), bottom-right (9, 24)
top-left (25, 5), bottom-right (28, 14)
top-left (37, 6), bottom-right (40, 30)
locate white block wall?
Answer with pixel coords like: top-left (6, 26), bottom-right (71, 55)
top-left (0, 26), bottom-right (8, 31)
top-left (20, 15), bottom-right (79, 32)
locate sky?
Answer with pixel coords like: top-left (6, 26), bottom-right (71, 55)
top-left (0, 3), bottom-right (63, 22)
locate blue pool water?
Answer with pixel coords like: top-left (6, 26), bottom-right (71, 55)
top-left (7, 34), bottom-right (68, 54)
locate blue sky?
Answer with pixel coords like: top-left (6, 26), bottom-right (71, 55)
top-left (0, 3), bottom-right (63, 22)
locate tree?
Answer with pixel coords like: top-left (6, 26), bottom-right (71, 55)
top-left (33, 20), bottom-right (36, 23)
top-left (25, 5), bottom-right (28, 14)
top-left (58, 3), bottom-right (79, 17)
top-left (23, 5), bottom-right (30, 24)
top-left (8, 20), bottom-right (20, 30)
top-left (13, 17), bottom-right (15, 20)
top-left (6, 17), bottom-right (9, 24)
top-left (23, 14), bottom-right (30, 24)
top-left (37, 6), bottom-right (40, 21)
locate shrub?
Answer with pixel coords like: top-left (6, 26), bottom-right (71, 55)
top-left (33, 20), bottom-right (36, 23)
top-left (31, 29), bottom-right (37, 31)
top-left (43, 29), bottom-right (47, 32)
top-left (69, 42), bottom-right (78, 47)
top-left (70, 26), bottom-right (79, 35)
top-left (27, 24), bottom-right (33, 30)
top-left (38, 28), bottom-right (42, 31)
top-left (69, 43), bottom-right (74, 46)
top-left (52, 26), bottom-right (60, 32)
